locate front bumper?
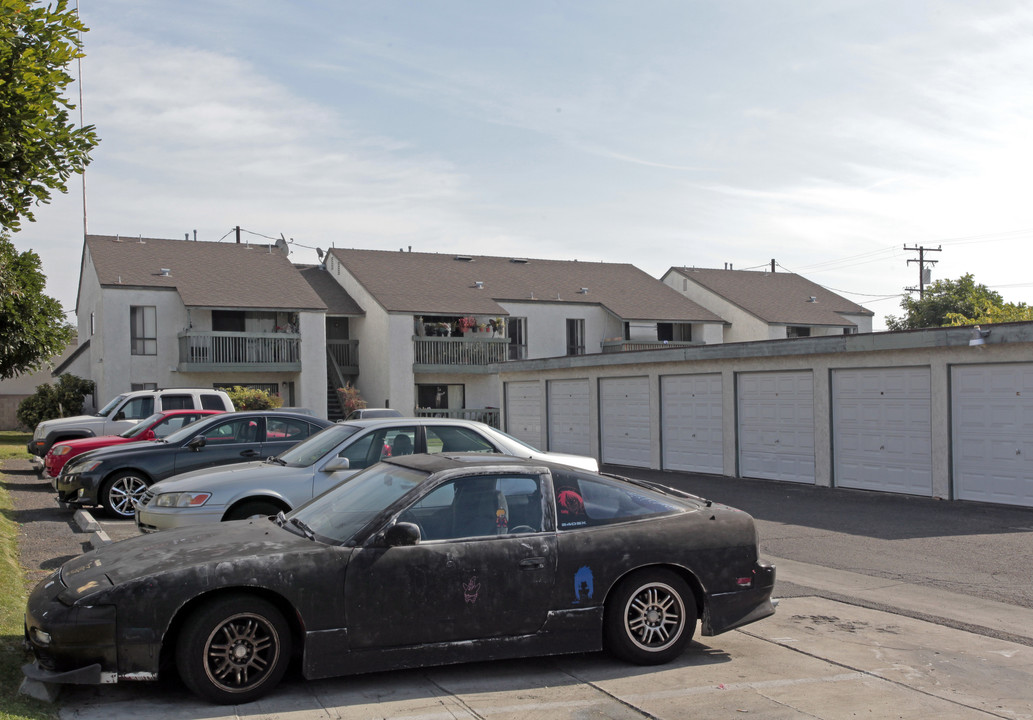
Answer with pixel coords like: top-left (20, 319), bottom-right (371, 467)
top-left (27, 439), bottom-right (46, 457)
top-left (55, 471), bottom-right (102, 505)
top-left (23, 573), bottom-right (119, 684)
top-left (136, 503), bottom-right (226, 533)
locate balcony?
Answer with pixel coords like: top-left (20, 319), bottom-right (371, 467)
top-left (415, 407), bottom-right (501, 429)
top-left (178, 331), bottom-right (302, 373)
top-left (413, 336), bottom-right (510, 373)
top-left (327, 339), bottom-right (359, 375)
top-left (601, 339), bottom-right (699, 353)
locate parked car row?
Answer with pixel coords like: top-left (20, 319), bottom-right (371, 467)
top-left (24, 397), bottom-right (776, 705)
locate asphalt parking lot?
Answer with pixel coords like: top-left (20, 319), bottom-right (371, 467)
top-left (7, 458), bottom-right (1033, 719)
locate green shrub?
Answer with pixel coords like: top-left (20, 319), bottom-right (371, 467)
top-left (15, 374), bottom-right (95, 430)
top-left (224, 385), bottom-right (283, 411)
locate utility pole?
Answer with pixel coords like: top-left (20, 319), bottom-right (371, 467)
top-left (904, 245), bottom-right (941, 299)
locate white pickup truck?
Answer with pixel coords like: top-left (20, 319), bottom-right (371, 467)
top-left (28, 388), bottom-right (235, 465)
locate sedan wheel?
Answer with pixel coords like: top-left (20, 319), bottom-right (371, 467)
top-left (100, 471), bottom-right (149, 519)
top-left (176, 594), bottom-right (291, 704)
top-left (225, 500), bottom-right (284, 521)
top-left (605, 569), bottom-right (696, 665)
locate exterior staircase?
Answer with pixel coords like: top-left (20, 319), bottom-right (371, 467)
top-left (326, 379), bottom-right (344, 421)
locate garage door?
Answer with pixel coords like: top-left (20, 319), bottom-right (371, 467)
top-left (600, 376), bottom-right (651, 467)
top-left (548, 379), bottom-right (591, 458)
top-left (952, 364), bottom-right (1033, 507)
top-left (661, 374), bottom-right (723, 474)
top-left (832, 368), bottom-right (932, 495)
top-left (505, 381), bottom-right (542, 447)
top-left (738, 371), bottom-right (815, 483)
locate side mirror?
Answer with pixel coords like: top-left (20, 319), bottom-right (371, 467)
top-left (113, 411), bottom-right (126, 421)
top-left (322, 457), bottom-right (351, 473)
top-left (383, 522), bottom-right (421, 547)
top-left (187, 435), bottom-right (207, 451)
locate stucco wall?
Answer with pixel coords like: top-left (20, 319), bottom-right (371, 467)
top-left (498, 301), bottom-right (612, 357)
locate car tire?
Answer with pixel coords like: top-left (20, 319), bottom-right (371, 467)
top-left (604, 568), bottom-right (696, 665)
top-left (176, 594), bottom-right (291, 704)
top-left (100, 471), bottom-right (150, 519)
top-left (225, 501), bottom-right (284, 521)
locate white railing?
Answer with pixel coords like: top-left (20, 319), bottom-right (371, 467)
top-left (179, 331), bottom-right (300, 366)
top-left (414, 336), bottom-right (510, 366)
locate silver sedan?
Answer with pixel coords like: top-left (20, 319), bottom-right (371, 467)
top-left (135, 417), bottom-right (598, 532)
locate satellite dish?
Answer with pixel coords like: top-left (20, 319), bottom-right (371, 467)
top-left (316, 247), bottom-right (325, 261)
top-left (275, 235), bottom-right (290, 257)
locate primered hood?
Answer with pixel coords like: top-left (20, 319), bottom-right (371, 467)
top-left (59, 519), bottom-right (320, 592)
top-left (150, 459), bottom-right (292, 493)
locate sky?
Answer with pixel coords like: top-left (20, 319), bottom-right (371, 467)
top-left (13, 0), bottom-right (1033, 330)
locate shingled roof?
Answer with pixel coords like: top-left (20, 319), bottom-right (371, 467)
top-left (668, 267), bottom-right (873, 326)
top-left (297, 265), bottom-right (364, 316)
top-left (84, 235), bottom-right (326, 311)
top-left (329, 248), bottom-right (724, 322)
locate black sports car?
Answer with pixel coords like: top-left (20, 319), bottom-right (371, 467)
top-left (54, 411), bottom-right (333, 518)
top-left (24, 454), bottom-right (776, 704)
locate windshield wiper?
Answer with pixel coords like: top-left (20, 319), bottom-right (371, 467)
top-left (290, 517), bottom-right (316, 541)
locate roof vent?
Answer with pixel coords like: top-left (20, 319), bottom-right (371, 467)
top-left (159, 268), bottom-right (171, 277)
top-left (455, 255), bottom-right (473, 262)
top-left (807, 296), bottom-right (817, 303)
top-left (474, 281), bottom-right (484, 289)
top-left (579, 287), bottom-right (588, 294)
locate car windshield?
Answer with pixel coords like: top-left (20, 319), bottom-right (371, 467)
top-left (276, 424), bottom-right (362, 467)
top-left (97, 394), bottom-right (128, 418)
top-left (121, 412), bottom-right (165, 438)
top-left (288, 462), bottom-right (428, 544)
top-left (161, 414), bottom-right (224, 444)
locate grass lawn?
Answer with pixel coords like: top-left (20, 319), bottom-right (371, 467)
top-left (0, 432), bottom-right (59, 720)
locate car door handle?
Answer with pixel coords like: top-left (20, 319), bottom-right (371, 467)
top-left (519, 557), bottom-right (546, 570)
top-left (240, 449), bottom-right (260, 458)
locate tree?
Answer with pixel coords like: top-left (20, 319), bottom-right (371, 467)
top-left (1, 0), bottom-right (96, 378)
top-left (945, 302), bottom-right (1033, 326)
top-left (0, 232), bottom-right (73, 378)
top-left (1, 0), bottom-right (98, 230)
top-left (16, 372), bottom-right (93, 429)
top-left (885, 274), bottom-right (1005, 331)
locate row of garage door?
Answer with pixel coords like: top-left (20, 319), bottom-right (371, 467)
top-left (505, 364), bottom-right (1033, 508)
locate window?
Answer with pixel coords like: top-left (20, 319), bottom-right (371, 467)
top-left (130, 306), bottom-right (157, 355)
top-left (339, 426), bottom-right (417, 470)
top-left (398, 474), bottom-right (544, 541)
top-left (159, 394), bottom-right (194, 411)
top-left (787, 326), bottom-right (811, 338)
top-left (566, 318), bottom-right (585, 356)
top-left (152, 414), bottom-right (200, 437)
top-left (131, 383), bottom-right (157, 391)
top-left (507, 317), bottom-right (527, 360)
top-left (426, 426), bottom-right (497, 454)
top-left (90, 312), bottom-right (95, 336)
top-left (201, 393), bottom-right (226, 410)
top-left (417, 384), bottom-right (464, 411)
top-left (843, 327), bottom-right (857, 335)
top-left (267, 417), bottom-right (310, 442)
top-left (204, 417), bottom-right (261, 444)
top-left (552, 468), bottom-right (683, 529)
top-left (118, 396), bottom-right (154, 421)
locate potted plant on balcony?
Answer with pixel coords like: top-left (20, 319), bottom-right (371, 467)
top-left (457, 316), bottom-right (476, 335)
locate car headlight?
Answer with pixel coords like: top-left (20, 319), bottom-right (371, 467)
top-left (51, 445), bottom-right (73, 456)
top-left (66, 459), bottom-right (103, 475)
top-left (155, 492), bottom-right (212, 508)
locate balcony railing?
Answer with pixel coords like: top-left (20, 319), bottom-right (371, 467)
top-left (415, 407), bottom-right (501, 429)
top-left (601, 339), bottom-right (699, 353)
top-left (413, 336), bottom-right (510, 369)
top-left (178, 331), bottom-right (301, 371)
top-left (327, 339), bottom-right (359, 373)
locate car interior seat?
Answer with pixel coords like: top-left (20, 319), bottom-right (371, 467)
top-left (391, 434), bottom-right (413, 456)
top-left (452, 480), bottom-right (509, 537)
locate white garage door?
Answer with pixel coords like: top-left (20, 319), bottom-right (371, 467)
top-left (832, 368), bottom-right (932, 496)
top-left (600, 376), bottom-right (651, 468)
top-left (548, 379), bottom-right (591, 458)
top-left (953, 364), bottom-right (1033, 507)
top-left (738, 371), bottom-right (815, 483)
top-left (505, 381), bottom-right (542, 447)
top-left (661, 374), bottom-right (723, 474)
